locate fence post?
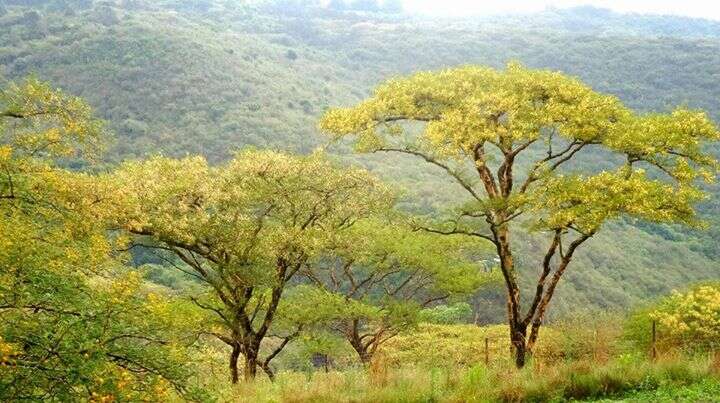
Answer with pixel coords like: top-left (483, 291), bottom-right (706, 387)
top-left (484, 337), bottom-right (489, 366)
top-left (651, 320), bottom-right (657, 362)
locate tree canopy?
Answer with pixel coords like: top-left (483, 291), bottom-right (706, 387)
top-left (299, 218), bottom-right (497, 362)
top-left (0, 78), bottom-right (206, 400)
top-left (320, 63), bottom-right (720, 366)
top-left (4, 1), bottom-right (720, 314)
top-left (106, 150), bottom-right (398, 381)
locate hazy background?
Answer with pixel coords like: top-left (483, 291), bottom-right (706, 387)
top-left (397, 0), bottom-right (720, 19)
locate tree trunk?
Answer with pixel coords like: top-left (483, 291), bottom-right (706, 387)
top-left (510, 323), bottom-right (528, 368)
top-left (350, 337), bottom-right (372, 364)
top-left (357, 347), bottom-right (372, 364)
top-left (493, 224), bottom-right (528, 369)
top-left (244, 354), bottom-right (258, 381)
top-left (260, 362), bottom-right (275, 381)
top-left (347, 319), bottom-right (373, 364)
top-left (229, 343), bottom-right (241, 384)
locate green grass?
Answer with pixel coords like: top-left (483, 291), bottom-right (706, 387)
top-left (195, 354), bottom-right (720, 402)
top-left (187, 320), bottom-right (720, 402)
top-left (590, 378), bottom-right (720, 402)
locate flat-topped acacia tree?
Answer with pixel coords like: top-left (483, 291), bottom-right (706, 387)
top-left (319, 63), bottom-right (720, 367)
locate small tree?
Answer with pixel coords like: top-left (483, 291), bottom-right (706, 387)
top-left (109, 151), bottom-right (393, 382)
top-left (319, 63), bottom-right (720, 367)
top-left (300, 219), bottom-right (496, 363)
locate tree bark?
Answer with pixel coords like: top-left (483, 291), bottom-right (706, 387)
top-left (243, 353), bottom-right (258, 381)
top-left (511, 323), bottom-right (528, 368)
top-left (229, 343), bottom-right (241, 384)
top-left (260, 362), bottom-right (275, 381)
top-left (348, 320), bottom-right (373, 364)
top-left (356, 346), bottom-right (372, 364)
top-left (525, 232), bottom-right (592, 352)
top-left (492, 224), bottom-right (529, 368)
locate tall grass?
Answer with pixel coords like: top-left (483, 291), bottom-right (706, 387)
top-left (192, 312), bottom-right (720, 402)
top-left (199, 353), bottom-right (718, 402)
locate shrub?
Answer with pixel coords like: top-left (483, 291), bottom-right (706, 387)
top-left (381, 324), bottom-right (512, 368)
top-left (419, 303), bottom-right (474, 324)
top-left (627, 283), bottom-right (720, 353)
top-left (652, 283), bottom-right (720, 349)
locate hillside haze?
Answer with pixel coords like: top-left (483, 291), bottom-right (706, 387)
top-left (2, 0), bottom-right (718, 319)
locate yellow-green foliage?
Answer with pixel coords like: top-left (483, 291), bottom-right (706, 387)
top-left (320, 62), bottom-right (720, 367)
top-left (1, 77), bottom-right (106, 160)
top-left (380, 315), bottom-right (625, 369)
top-left (320, 63), bottom-right (719, 235)
top-left (379, 324), bottom-right (573, 368)
top-left (539, 311), bottom-right (625, 362)
top-left (381, 324), bottom-right (510, 368)
top-left (650, 283), bottom-right (720, 350)
top-left (1, 79), bottom-right (207, 401)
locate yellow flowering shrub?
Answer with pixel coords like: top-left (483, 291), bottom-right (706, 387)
top-left (650, 283), bottom-right (720, 350)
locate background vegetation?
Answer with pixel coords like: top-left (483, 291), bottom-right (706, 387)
top-left (1, 0), bottom-right (720, 401)
top-left (1, 0), bottom-right (718, 322)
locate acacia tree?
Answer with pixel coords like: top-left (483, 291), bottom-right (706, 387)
top-left (299, 219), bottom-right (495, 364)
top-left (319, 63), bottom-right (720, 367)
top-left (109, 151), bottom-right (393, 382)
top-left (0, 79), bottom-right (206, 401)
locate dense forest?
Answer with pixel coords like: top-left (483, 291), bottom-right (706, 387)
top-left (1, 0), bottom-right (720, 401)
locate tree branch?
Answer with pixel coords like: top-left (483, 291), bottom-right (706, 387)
top-left (377, 147), bottom-right (484, 202)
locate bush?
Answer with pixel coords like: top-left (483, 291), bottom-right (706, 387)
top-left (419, 303), bottom-right (473, 324)
top-left (626, 282), bottom-right (720, 353)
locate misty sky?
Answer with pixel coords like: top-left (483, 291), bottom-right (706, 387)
top-left (401, 0), bottom-right (720, 20)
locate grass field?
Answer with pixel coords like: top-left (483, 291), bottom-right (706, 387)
top-left (200, 358), bottom-right (720, 402)
top-left (191, 322), bottom-right (720, 402)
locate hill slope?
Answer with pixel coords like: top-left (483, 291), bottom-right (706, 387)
top-left (2, 0), bottom-right (718, 318)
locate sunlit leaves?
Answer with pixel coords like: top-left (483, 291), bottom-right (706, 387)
top-left (0, 79), bottom-right (204, 401)
top-left (280, 285), bottom-right (383, 325)
top-left (0, 77), bottom-right (106, 160)
top-left (106, 149), bottom-right (398, 377)
top-left (320, 63), bottom-right (626, 156)
top-left (649, 283), bottom-right (720, 350)
top-left (109, 150), bottom-right (395, 276)
top-left (605, 108), bottom-right (720, 184)
top-left (534, 170), bottom-right (705, 233)
top-left (320, 64), bottom-right (720, 362)
top-left (326, 218), bottom-right (495, 296)
top-left (320, 62), bottom-right (720, 233)
top-left (298, 217), bottom-right (498, 361)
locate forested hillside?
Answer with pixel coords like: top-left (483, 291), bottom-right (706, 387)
top-left (1, 0), bottom-right (718, 319)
